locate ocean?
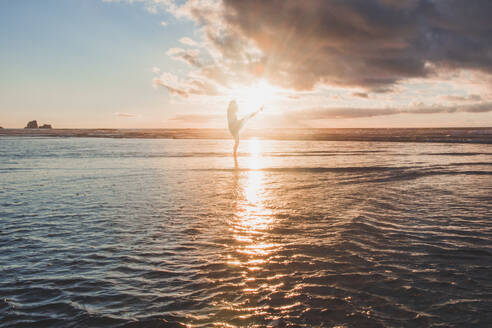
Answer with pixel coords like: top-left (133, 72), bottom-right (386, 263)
top-left (1, 135), bottom-right (491, 327)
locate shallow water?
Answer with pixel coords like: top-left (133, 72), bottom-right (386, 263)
top-left (1, 137), bottom-right (491, 327)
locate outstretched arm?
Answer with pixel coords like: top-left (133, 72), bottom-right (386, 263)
top-left (245, 105), bottom-right (264, 120)
top-left (238, 105), bottom-right (264, 130)
top-left (251, 105), bottom-right (264, 118)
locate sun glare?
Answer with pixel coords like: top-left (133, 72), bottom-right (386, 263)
top-left (232, 79), bottom-right (278, 114)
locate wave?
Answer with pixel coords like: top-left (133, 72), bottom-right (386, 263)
top-left (2, 149), bottom-right (490, 160)
top-left (420, 152), bottom-right (492, 156)
top-left (0, 150), bottom-right (391, 159)
top-left (198, 166), bottom-right (411, 173)
top-left (197, 165), bottom-right (491, 176)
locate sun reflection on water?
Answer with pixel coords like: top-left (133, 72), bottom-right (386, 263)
top-left (213, 139), bottom-right (291, 324)
top-left (247, 138), bottom-right (263, 170)
top-left (229, 138), bottom-right (277, 272)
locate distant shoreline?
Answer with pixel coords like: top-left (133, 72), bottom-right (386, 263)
top-left (1, 127), bottom-right (491, 144)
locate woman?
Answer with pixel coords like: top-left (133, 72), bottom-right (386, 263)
top-left (227, 100), bottom-right (263, 159)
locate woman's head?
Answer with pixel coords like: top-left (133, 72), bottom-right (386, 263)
top-left (228, 100), bottom-right (238, 113)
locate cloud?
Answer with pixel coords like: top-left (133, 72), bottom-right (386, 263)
top-left (353, 92), bottom-right (369, 98)
top-left (113, 0), bottom-right (492, 121)
top-left (160, 0), bottom-right (492, 92)
top-left (166, 47), bottom-right (184, 56)
top-left (179, 37), bottom-right (198, 46)
top-left (169, 113), bottom-right (221, 122)
top-left (290, 102), bottom-right (492, 120)
top-left (163, 102), bottom-right (492, 125)
top-left (153, 72), bottom-right (189, 97)
top-left (166, 47), bottom-right (202, 67)
top-left (445, 94), bottom-right (482, 102)
top-left (114, 112), bottom-right (138, 118)
top-left (153, 72), bottom-right (220, 97)
top-left (160, 20), bottom-right (167, 26)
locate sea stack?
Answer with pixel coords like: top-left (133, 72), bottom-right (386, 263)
top-left (25, 120), bottom-right (38, 129)
top-left (39, 124), bottom-right (52, 129)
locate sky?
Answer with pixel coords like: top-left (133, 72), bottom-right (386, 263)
top-left (1, 0), bottom-right (492, 128)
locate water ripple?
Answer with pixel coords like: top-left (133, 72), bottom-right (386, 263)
top-left (1, 138), bottom-right (491, 327)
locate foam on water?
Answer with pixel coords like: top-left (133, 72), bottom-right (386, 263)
top-left (0, 137), bottom-right (491, 327)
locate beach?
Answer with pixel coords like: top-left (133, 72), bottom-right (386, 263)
top-left (1, 135), bottom-right (491, 327)
top-left (1, 127), bottom-right (491, 143)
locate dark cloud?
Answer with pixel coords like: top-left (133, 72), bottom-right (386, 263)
top-left (189, 0), bottom-right (492, 90)
top-left (291, 102), bottom-right (492, 120)
top-left (166, 102), bottom-right (492, 124)
top-left (353, 92), bottom-right (369, 98)
top-left (445, 94), bottom-right (482, 102)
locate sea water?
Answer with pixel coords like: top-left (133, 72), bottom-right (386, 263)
top-left (1, 137), bottom-right (491, 327)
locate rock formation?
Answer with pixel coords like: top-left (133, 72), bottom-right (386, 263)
top-left (25, 120), bottom-right (38, 129)
top-left (24, 121), bottom-right (53, 129)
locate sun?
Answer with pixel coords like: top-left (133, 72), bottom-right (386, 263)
top-left (231, 79), bottom-right (279, 114)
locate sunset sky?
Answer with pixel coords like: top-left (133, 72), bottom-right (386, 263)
top-left (1, 0), bottom-right (492, 128)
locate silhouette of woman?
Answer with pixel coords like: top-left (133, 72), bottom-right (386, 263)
top-left (227, 100), bottom-right (263, 161)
